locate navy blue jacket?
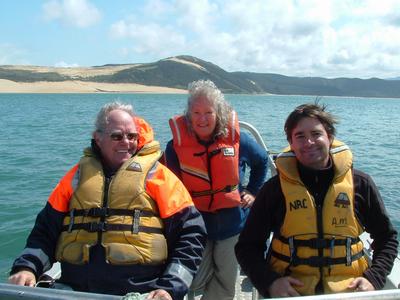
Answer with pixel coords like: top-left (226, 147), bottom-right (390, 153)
top-left (11, 152), bottom-right (206, 300)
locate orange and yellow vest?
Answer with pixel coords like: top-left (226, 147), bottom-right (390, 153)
top-left (55, 140), bottom-right (168, 266)
top-left (169, 112), bottom-right (241, 212)
top-left (270, 140), bottom-right (368, 295)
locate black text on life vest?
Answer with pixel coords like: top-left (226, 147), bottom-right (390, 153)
top-left (289, 199), bottom-right (307, 211)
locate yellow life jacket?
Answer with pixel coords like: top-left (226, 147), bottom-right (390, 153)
top-left (270, 140), bottom-right (368, 295)
top-left (169, 112), bottom-right (241, 212)
top-left (55, 141), bottom-right (168, 265)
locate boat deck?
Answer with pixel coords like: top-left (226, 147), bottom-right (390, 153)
top-left (2, 122), bottom-right (400, 300)
top-left (186, 268), bottom-right (256, 300)
top-left (235, 271), bottom-right (257, 300)
top-left (2, 281), bottom-right (400, 300)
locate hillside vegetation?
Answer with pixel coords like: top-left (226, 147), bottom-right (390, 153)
top-left (1, 55), bottom-right (400, 97)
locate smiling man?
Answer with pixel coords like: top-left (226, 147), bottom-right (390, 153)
top-left (235, 102), bottom-right (398, 298)
top-left (9, 102), bottom-right (206, 300)
top-left (94, 109), bottom-right (139, 172)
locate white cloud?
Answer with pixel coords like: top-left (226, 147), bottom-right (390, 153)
top-left (54, 61), bottom-right (79, 68)
top-left (143, 0), bottom-right (174, 17)
top-left (110, 20), bottom-right (186, 57)
top-left (174, 0), bottom-right (219, 34)
top-left (42, 0), bottom-right (101, 28)
top-left (108, 0), bottom-right (400, 78)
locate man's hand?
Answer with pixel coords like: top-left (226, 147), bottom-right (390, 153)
top-left (268, 276), bottom-right (304, 297)
top-left (146, 289), bottom-right (172, 300)
top-left (8, 270), bottom-right (36, 287)
top-left (240, 190), bottom-right (255, 209)
top-left (348, 277), bottom-right (375, 292)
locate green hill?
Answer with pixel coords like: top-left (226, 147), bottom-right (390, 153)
top-left (1, 55), bottom-right (400, 97)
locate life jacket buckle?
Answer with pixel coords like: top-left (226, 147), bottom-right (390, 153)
top-left (132, 209), bottom-right (141, 234)
top-left (328, 236), bottom-right (336, 275)
top-left (86, 207), bottom-right (108, 217)
top-left (307, 256), bottom-right (326, 267)
top-left (68, 209), bottom-right (75, 233)
top-left (88, 221), bottom-right (106, 232)
top-left (345, 237), bottom-right (352, 266)
top-left (288, 237), bottom-right (296, 265)
top-left (311, 238), bottom-right (328, 249)
top-left (329, 237), bottom-right (335, 256)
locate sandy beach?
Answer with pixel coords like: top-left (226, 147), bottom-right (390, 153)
top-left (0, 79), bottom-right (187, 93)
top-left (0, 62), bottom-right (192, 94)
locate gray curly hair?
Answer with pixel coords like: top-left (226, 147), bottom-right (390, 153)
top-left (94, 101), bottom-right (135, 133)
top-left (184, 80), bottom-right (232, 138)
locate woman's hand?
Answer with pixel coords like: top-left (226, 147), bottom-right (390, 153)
top-left (240, 190), bottom-right (255, 208)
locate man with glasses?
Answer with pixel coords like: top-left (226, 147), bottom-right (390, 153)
top-left (9, 102), bottom-right (206, 300)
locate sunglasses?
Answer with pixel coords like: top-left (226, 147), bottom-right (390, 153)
top-left (108, 131), bottom-right (139, 141)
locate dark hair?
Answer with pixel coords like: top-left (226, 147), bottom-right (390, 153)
top-left (284, 102), bottom-right (338, 142)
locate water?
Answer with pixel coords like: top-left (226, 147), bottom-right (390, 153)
top-left (0, 93), bottom-right (399, 281)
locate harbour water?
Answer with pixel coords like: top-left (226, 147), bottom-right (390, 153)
top-left (0, 93), bottom-right (399, 282)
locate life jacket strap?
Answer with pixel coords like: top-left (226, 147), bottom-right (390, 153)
top-left (271, 249), bottom-right (365, 267)
top-left (64, 208), bottom-right (162, 234)
top-left (191, 184), bottom-right (238, 198)
top-left (62, 222), bottom-right (163, 234)
top-left (277, 235), bottom-right (360, 249)
top-left (70, 207), bottom-right (156, 218)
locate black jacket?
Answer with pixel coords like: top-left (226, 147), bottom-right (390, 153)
top-left (235, 166), bottom-right (398, 297)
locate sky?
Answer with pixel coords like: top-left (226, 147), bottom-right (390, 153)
top-left (1, 0), bottom-right (400, 79)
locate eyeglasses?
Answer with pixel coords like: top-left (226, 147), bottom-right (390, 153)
top-left (107, 131), bottom-right (139, 141)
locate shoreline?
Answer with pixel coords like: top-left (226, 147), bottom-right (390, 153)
top-left (0, 79), bottom-right (187, 94)
top-left (0, 79), bottom-right (398, 99)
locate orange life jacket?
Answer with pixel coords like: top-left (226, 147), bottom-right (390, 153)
top-left (49, 116), bottom-right (193, 218)
top-left (169, 112), bottom-right (241, 212)
top-left (50, 116), bottom-right (194, 266)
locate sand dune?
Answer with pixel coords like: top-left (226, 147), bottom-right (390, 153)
top-left (0, 79), bottom-right (186, 94)
top-left (1, 64), bottom-right (139, 77)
